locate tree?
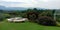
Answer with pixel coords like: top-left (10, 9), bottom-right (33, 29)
top-left (0, 13), bottom-right (7, 21)
top-left (33, 8), bottom-right (37, 11)
top-left (36, 16), bottom-right (56, 26)
top-left (27, 12), bottom-right (38, 22)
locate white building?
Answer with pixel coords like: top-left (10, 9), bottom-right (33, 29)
top-left (7, 17), bottom-right (28, 22)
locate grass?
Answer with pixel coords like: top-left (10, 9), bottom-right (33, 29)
top-left (0, 21), bottom-right (60, 30)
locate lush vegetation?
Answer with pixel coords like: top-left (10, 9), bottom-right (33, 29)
top-left (0, 9), bottom-right (60, 23)
top-left (0, 8), bottom-right (60, 24)
top-left (0, 8), bottom-right (60, 30)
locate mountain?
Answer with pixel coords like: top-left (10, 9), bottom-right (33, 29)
top-left (0, 5), bottom-right (58, 10)
top-left (0, 6), bottom-right (27, 10)
top-left (0, 6), bottom-right (6, 10)
top-left (6, 7), bottom-right (27, 10)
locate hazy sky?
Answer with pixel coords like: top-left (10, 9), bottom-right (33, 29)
top-left (0, 0), bottom-right (60, 9)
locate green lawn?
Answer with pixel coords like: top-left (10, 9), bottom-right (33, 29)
top-left (0, 22), bottom-right (60, 30)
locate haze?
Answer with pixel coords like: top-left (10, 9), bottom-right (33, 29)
top-left (0, 0), bottom-right (60, 9)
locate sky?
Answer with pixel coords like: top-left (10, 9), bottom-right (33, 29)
top-left (0, 0), bottom-right (60, 9)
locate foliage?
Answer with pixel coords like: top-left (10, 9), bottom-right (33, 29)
top-left (0, 13), bottom-right (6, 21)
top-left (1, 8), bottom-right (60, 26)
top-left (27, 12), bottom-right (38, 22)
top-left (38, 10), bottom-right (54, 19)
top-left (56, 15), bottom-right (60, 22)
top-left (36, 16), bottom-right (56, 26)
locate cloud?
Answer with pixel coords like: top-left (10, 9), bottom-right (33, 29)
top-left (0, 0), bottom-right (16, 2)
top-left (0, 0), bottom-right (60, 9)
top-left (0, 0), bottom-right (36, 7)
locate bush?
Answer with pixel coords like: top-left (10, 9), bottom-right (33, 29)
top-left (56, 15), bottom-right (60, 22)
top-left (0, 16), bottom-right (6, 21)
top-left (36, 16), bottom-right (56, 26)
top-left (0, 13), bottom-right (11, 21)
top-left (27, 12), bottom-right (38, 22)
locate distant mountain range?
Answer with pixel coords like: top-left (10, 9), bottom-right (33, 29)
top-left (0, 6), bottom-right (28, 10)
top-left (0, 5), bottom-right (59, 10)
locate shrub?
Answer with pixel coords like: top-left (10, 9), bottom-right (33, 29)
top-left (36, 16), bottom-right (56, 26)
top-left (27, 12), bottom-right (38, 22)
top-left (0, 16), bottom-right (6, 21)
top-left (0, 13), bottom-right (11, 21)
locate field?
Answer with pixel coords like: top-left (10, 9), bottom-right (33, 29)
top-left (0, 21), bottom-right (60, 30)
